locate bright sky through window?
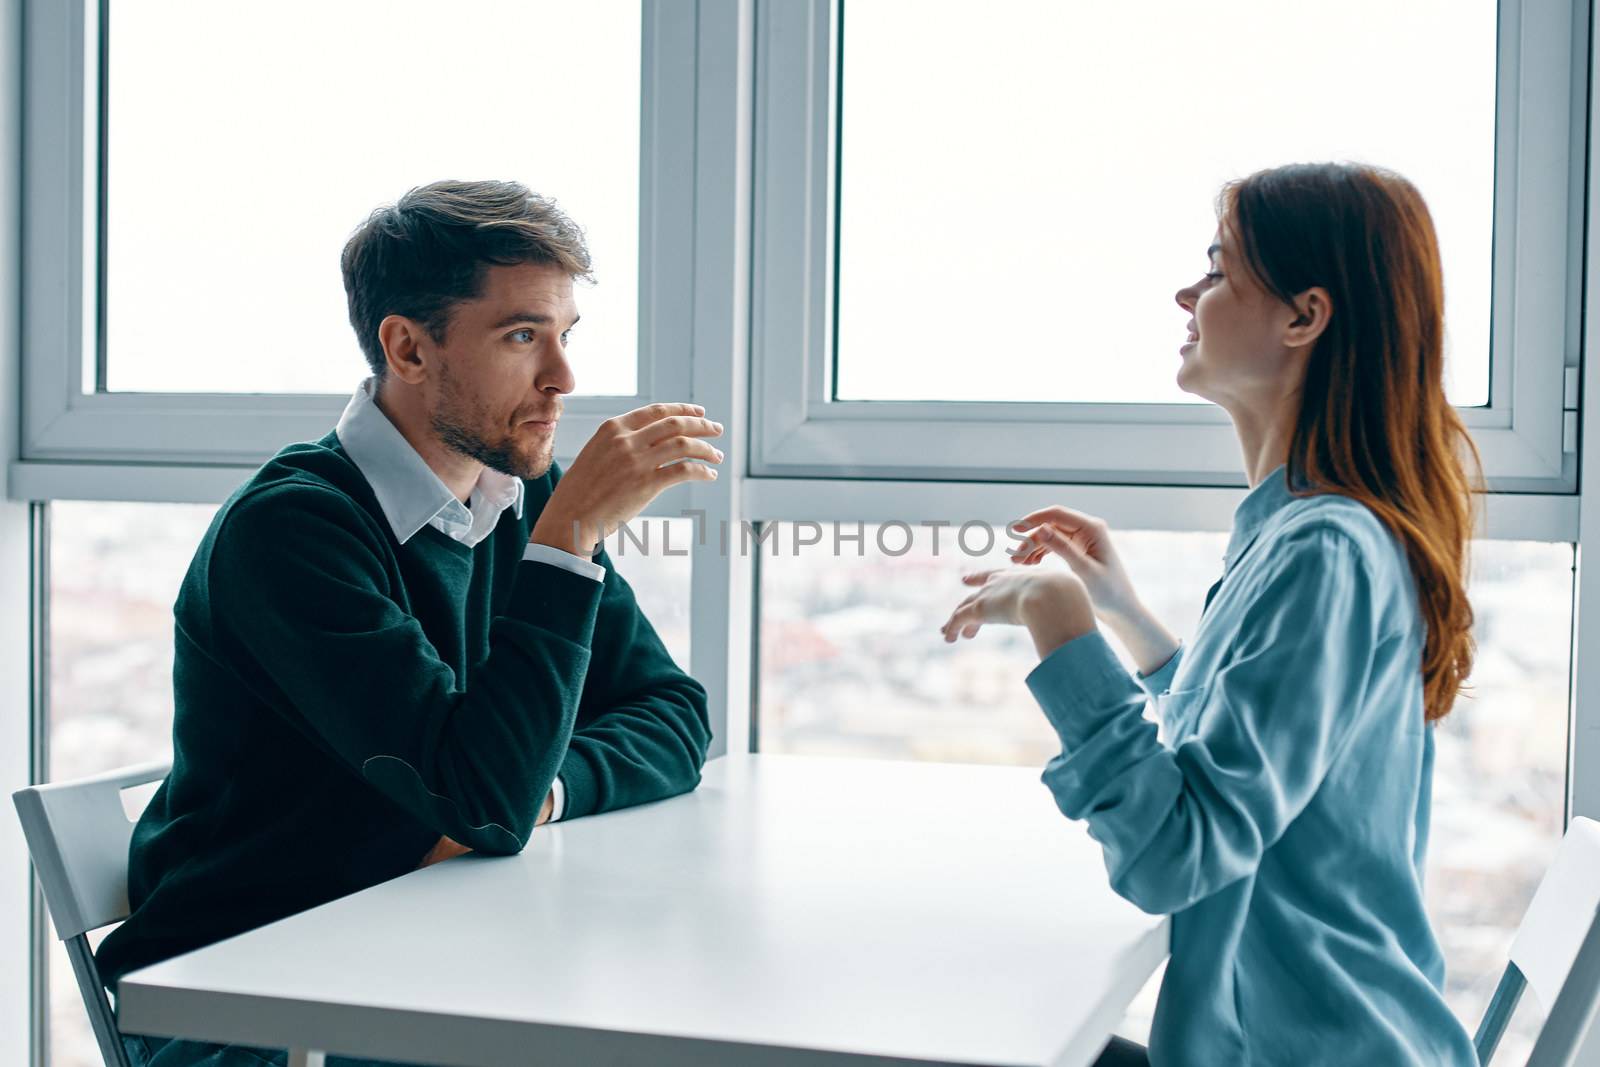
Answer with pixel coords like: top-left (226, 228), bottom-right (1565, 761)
top-left (835, 0), bottom-right (1495, 407)
top-left (104, 1), bottom-right (641, 396)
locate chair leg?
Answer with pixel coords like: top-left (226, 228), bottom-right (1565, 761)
top-left (287, 1050), bottom-right (325, 1067)
top-left (1475, 963), bottom-right (1526, 1065)
top-left (62, 934), bottom-right (133, 1067)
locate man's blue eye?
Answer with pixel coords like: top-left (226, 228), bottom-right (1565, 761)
top-left (560, 331), bottom-right (571, 346)
top-left (510, 329), bottom-right (534, 343)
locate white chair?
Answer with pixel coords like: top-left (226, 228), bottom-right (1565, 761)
top-left (1476, 815), bottom-right (1600, 1065)
top-left (13, 761), bottom-right (170, 1067)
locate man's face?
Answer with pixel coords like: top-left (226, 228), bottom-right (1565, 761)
top-left (424, 261), bottom-right (579, 480)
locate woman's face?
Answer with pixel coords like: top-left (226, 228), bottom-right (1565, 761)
top-left (1173, 228), bottom-right (1307, 410)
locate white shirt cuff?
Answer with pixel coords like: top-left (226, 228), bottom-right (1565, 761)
top-left (549, 776), bottom-right (567, 822)
top-left (522, 542), bottom-right (605, 581)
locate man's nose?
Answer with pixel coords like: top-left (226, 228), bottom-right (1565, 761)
top-left (537, 341), bottom-right (576, 396)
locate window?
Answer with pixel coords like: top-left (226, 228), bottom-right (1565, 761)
top-left (40, 501), bottom-right (694, 1067)
top-left (601, 517), bottom-right (693, 667)
top-left (836, 0), bottom-right (1494, 408)
top-left (752, 0), bottom-right (1583, 488)
top-left (758, 524), bottom-right (1571, 1052)
top-left (101, 1), bottom-right (641, 398)
top-left (23, 0), bottom-right (697, 470)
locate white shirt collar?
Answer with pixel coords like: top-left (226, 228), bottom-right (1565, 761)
top-left (334, 376), bottom-right (525, 548)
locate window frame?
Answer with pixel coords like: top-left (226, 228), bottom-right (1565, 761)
top-left (750, 0), bottom-right (1587, 493)
top-left (18, 0), bottom-right (694, 472)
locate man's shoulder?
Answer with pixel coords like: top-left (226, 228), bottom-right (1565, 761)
top-left (216, 432), bottom-right (387, 544)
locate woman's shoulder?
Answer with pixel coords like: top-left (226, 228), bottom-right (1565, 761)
top-left (1264, 492), bottom-right (1415, 596)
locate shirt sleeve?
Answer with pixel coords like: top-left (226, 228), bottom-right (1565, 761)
top-left (554, 544), bottom-right (712, 820)
top-left (523, 541), bottom-right (606, 582)
top-left (548, 776), bottom-right (567, 822)
top-left (1025, 524), bottom-right (1389, 915)
top-left (210, 484), bottom-right (602, 855)
top-left (1134, 641), bottom-right (1184, 697)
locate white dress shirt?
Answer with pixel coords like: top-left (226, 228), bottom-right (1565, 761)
top-left (334, 376), bottom-right (600, 821)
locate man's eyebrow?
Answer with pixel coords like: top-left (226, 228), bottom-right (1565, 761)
top-left (490, 311), bottom-right (581, 330)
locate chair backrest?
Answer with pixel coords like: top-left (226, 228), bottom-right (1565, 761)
top-left (1512, 816), bottom-right (1600, 1012)
top-left (12, 760), bottom-right (169, 939)
top-left (1526, 900), bottom-right (1600, 1067)
top-left (13, 760), bottom-right (169, 1067)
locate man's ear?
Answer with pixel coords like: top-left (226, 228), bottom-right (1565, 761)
top-left (1284, 287), bottom-right (1333, 349)
top-left (377, 315), bottom-right (431, 385)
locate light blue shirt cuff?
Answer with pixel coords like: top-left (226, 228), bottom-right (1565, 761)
top-left (549, 775), bottom-right (566, 822)
top-left (522, 542), bottom-right (605, 582)
top-left (1025, 628), bottom-right (1149, 750)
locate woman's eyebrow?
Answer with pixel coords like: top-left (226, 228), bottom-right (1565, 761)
top-left (1206, 243), bottom-right (1222, 260)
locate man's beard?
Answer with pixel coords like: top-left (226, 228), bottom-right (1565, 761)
top-left (429, 365), bottom-right (555, 480)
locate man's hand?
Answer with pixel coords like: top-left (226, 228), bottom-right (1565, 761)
top-left (531, 402), bottom-right (723, 557)
top-left (415, 790), bottom-right (557, 869)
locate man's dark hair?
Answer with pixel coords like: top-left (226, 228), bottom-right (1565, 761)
top-left (340, 179), bottom-right (593, 378)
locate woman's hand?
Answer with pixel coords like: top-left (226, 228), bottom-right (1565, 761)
top-left (940, 569), bottom-right (1097, 659)
top-left (1009, 505), bottom-right (1143, 625)
top-left (1011, 506), bottom-right (1185, 676)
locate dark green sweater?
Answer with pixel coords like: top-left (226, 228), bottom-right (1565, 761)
top-left (97, 431), bottom-right (711, 988)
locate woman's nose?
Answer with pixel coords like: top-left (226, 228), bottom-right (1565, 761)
top-left (1175, 285), bottom-right (1197, 314)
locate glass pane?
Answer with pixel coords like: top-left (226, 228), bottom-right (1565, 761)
top-left (600, 516), bottom-right (693, 666)
top-left (835, 0), bottom-right (1495, 407)
top-left (44, 502), bottom-right (692, 1065)
top-left (48, 501), bottom-right (216, 783)
top-left (758, 524), bottom-right (1569, 1048)
top-left (102, 1), bottom-right (641, 396)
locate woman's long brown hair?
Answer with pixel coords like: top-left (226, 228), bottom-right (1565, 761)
top-left (1221, 163), bottom-right (1482, 722)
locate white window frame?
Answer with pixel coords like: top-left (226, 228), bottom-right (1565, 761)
top-left (16, 0), bottom-right (695, 475)
top-left (750, 0), bottom-right (1587, 493)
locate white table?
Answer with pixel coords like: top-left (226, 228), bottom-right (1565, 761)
top-left (117, 754), bottom-right (1169, 1067)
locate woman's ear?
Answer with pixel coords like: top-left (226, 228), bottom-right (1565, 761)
top-left (1284, 287), bottom-right (1333, 349)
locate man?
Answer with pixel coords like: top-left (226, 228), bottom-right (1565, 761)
top-left (97, 179), bottom-right (721, 1066)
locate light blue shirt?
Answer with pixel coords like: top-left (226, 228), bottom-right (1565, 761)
top-left (1025, 465), bottom-right (1475, 1066)
top-left (334, 375), bottom-right (603, 821)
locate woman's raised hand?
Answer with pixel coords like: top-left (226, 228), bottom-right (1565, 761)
top-left (1008, 505), bottom-right (1141, 625)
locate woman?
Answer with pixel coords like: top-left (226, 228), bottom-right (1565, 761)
top-left (940, 162), bottom-right (1480, 1066)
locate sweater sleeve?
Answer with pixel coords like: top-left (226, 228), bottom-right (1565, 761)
top-left (555, 544), bottom-right (712, 820)
top-left (209, 484), bottom-right (602, 855)
top-left (1025, 525), bottom-right (1387, 915)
